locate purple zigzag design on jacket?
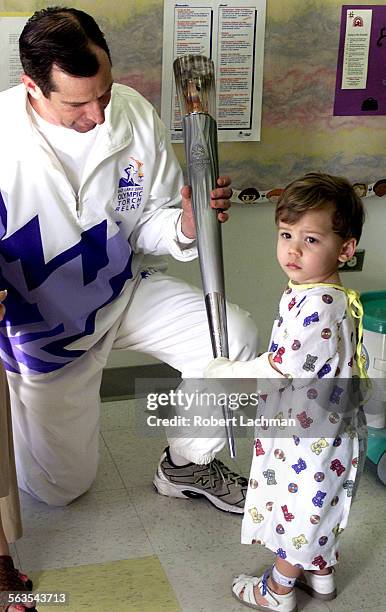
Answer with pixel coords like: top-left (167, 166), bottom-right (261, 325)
top-left (0, 192), bottom-right (133, 373)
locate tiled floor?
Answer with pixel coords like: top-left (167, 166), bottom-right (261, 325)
top-left (13, 398), bottom-right (386, 612)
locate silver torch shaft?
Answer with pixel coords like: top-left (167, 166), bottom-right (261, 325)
top-left (173, 54), bottom-right (236, 458)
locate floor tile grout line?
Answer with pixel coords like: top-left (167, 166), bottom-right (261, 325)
top-left (99, 430), bottom-right (129, 493)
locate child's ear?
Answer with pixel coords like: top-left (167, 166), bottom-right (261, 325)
top-left (338, 238), bottom-right (357, 262)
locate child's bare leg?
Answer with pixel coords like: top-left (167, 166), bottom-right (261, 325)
top-left (268, 558), bottom-right (301, 595)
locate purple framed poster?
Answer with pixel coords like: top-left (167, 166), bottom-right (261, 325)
top-left (334, 5), bottom-right (386, 115)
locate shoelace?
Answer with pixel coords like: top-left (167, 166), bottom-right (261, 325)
top-left (261, 569), bottom-right (270, 596)
top-left (210, 459), bottom-right (247, 488)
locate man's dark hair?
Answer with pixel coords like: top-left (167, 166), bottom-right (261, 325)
top-left (19, 6), bottom-right (112, 97)
top-left (275, 172), bottom-right (365, 243)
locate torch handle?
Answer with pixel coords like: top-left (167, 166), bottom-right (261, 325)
top-left (183, 113), bottom-right (224, 294)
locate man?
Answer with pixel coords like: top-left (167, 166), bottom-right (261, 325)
top-left (0, 7), bottom-right (258, 513)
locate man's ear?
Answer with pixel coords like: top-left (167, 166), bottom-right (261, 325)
top-left (338, 237), bottom-right (357, 262)
top-left (21, 74), bottom-right (43, 100)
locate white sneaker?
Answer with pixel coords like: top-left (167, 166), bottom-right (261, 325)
top-left (296, 568), bottom-right (336, 601)
top-left (232, 572), bottom-right (298, 612)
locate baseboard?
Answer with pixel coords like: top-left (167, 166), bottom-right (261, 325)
top-left (100, 363), bottom-right (181, 401)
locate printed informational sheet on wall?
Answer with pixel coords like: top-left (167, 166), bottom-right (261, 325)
top-left (161, 0), bottom-right (266, 142)
top-left (0, 14), bottom-right (30, 92)
top-left (334, 5), bottom-right (386, 115)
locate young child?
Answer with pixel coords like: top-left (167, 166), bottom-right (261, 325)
top-left (206, 172), bottom-right (367, 612)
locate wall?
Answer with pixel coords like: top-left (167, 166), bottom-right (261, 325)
top-left (2, 0), bottom-right (385, 365)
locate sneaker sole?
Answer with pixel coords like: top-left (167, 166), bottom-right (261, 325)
top-left (153, 470), bottom-right (244, 514)
top-left (296, 581), bottom-right (337, 601)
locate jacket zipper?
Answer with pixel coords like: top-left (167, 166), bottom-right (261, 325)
top-left (75, 193), bottom-right (80, 218)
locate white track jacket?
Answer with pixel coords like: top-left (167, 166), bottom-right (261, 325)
top-left (0, 84), bottom-right (197, 375)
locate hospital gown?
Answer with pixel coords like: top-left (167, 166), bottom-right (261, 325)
top-left (241, 282), bottom-right (366, 569)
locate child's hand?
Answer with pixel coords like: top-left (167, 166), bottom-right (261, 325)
top-left (0, 289), bottom-right (7, 322)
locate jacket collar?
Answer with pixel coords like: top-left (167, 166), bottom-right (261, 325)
top-left (8, 83), bottom-right (133, 159)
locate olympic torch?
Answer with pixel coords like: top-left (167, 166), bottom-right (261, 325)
top-left (173, 55), bottom-right (236, 458)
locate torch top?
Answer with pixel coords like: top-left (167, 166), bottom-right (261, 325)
top-left (173, 55), bottom-right (216, 118)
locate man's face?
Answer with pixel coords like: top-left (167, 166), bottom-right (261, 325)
top-left (25, 46), bottom-right (113, 133)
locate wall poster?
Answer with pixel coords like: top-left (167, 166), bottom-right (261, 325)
top-left (334, 5), bottom-right (386, 115)
top-left (161, 0), bottom-right (266, 142)
top-left (0, 13), bottom-right (30, 92)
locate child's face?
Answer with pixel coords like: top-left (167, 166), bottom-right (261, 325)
top-left (276, 207), bottom-right (356, 284)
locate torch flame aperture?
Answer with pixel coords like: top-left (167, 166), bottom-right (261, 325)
top-left (186, 79), bottom-right (204, 113)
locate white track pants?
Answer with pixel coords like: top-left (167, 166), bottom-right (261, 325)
top-left (8, 273), bottom-right (258, 506)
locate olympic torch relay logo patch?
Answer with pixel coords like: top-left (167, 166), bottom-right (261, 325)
top-left (116, 157), bottom-right (144, 212)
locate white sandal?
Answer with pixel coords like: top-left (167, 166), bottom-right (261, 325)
top-left (296, 568), bottom-right (337, 601)
top-left (231, 570), bottom-right (298, 612)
